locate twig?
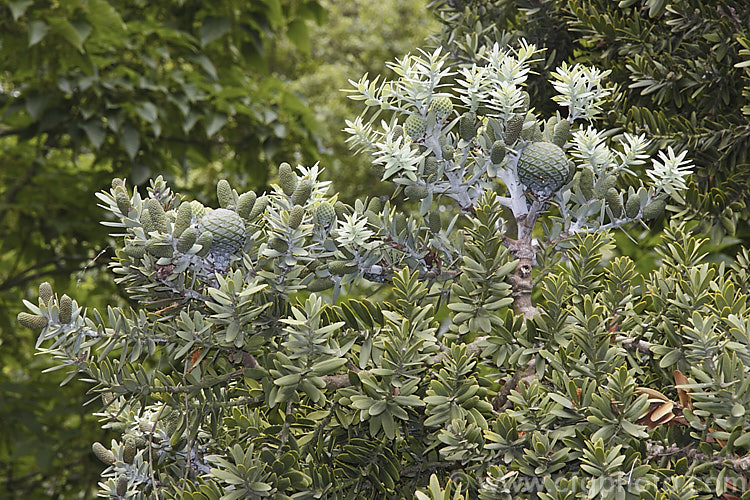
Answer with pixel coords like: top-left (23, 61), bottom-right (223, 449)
top-left (646, 443), bottom-right (750, 473)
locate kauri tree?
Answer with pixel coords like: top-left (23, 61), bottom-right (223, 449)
top-left (17, 43), bottom-right (750, 498)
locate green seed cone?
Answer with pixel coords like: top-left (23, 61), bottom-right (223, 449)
top-left (292, 179), bottom-right (312, 206)
top-left (196, 231), bottom-right (213, 257)
top-left (307, 277), bottom-right (334, 292)
top-left (248, 196), bottom-right (269, 220)
top-left (269, 237), bottom-right (289, 253)
top-left (367, 197), bottom-right (382, 214)
top-left (459, 112), bottom-right (477, 141)
top-left (174, 202), bottom-right (193, 238)
top-left (595, 175), bottom-right (618, 198)
top-left (39, 282), bottom-right (53, 304)
top-left (580, 168), bottom-right (595, 199)
top-left (59, 294), bottom-right (73, 324)
top-left (423, 157), bottom-right (438, 180)
top-left (237, 191), bottom-right (257, 220)
top-left (123, 438), bottom-right (137, 464)
top-left (289, 205), bottom-right (304, 229)
top-left (177, 227), bottom-right (197, 253)
top-left (605, 188), bottom-right (624, 218)
top-left (490, 140), bottom-right (506, 165)
top-left (404, 114), bottom-right (427, 140)
top-left (217, 179), bottom-right (233, 208)
top-left (147, 198), bottom-right (168, 233)
top-left (123, 244), bottom-right (146, 259)
top-left (279, 162), bottom-right (297, 196)
top-left (146, 239), bottom-right (174, 258)
top-left (429, 96), bottom-right (453, 118)
top-left (92, 442), bottom-right (115, 465)
top-left (200, 209), bottom-right (245, 255)
top-left (115, 187), bottom-right (130, 216)
top-left (504, 114), bottom-right (524, 145)
top-left (643, 198), bottom-right (667, 220)
top-left (404, 185), bottom-right (429, 200)
top-left (140, 208), bottom-right (154, 234)
top-left (314, 201), bottom-right (336, 227)
top-left (516, 141), bottom-right (569, 196)
top-left (427, 211), bottom-right (441, 233)
top-left (552, 119), bottom-right (570, 147)
top-left (18, 312), bottom-right (48, 330)
top-left (625, 192), bottom-right (640, 218)
top-left (330, 261), bottom-right (358, 276)
top-left (116, 475), bottom-right (128, 496)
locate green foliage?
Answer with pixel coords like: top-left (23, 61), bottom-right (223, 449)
top-left (13, 16), bottom-right (750, 500)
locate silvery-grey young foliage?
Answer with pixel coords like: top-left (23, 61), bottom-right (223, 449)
top-left (345, 42), bottom-right (692, 245)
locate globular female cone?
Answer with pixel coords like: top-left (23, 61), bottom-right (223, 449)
top-left (605, 188), bottom-right (624, 218)
top-left (39, 282), bottom-right (53, 304)
top-left (490, 140), bottom-right (506, 165)
top-left (643, 198), bottom-right (667, 220)
top-left (177, 227), bottom-right (198, 253)
top-left (307, 277), bottom-right (334, 292)
top-left (173, 202), bottom-right (193, 238)
top-left (314, 201), bottom-right (336, 227)
top-left (330, 261), bottom-right (358, 276)
top-left (516, 142), bottom-right (569, 196)
top-left (504, 114), bottom-right (524, 145)
top-left (288, 205), bottom-right (304, 229)
top-left (196, 230), bottom-right (213, 257)
top-left (114, 186), bottom-right (130, 216)
top-left (147, 198), bottom-right (168, 233)
top-left (237, 191), bottom-right (257, 220)
top-left (17, 312), bottom-right (48, 330)
top-left (459, 112), bottom-right (477, 141)
top-left (200, 208), bottom-right (245, 255)
top-left (404, 185), bottom-right (429, 200)
top-left (92, 442), bottom-right (115, 465)
top-left (552, 119), bottom-right (570, 148)
top-left (292, 179), bottom-right (313, 206)
top-left (59, 294), bottom-right (73, 324)
top-left (625, 191), bottom-right (641, 219)
top-left (429, 96), bottom-right (453, 119)
top-left (217, 179), bottom-right (233, 208)
top-left (404, 114), bottom-right (427, 140)
top-left (279, 162), bottom-right (297, 196)
top-left (579, 168), bottom-right (595, 199)
top-left (248, 196), bottom-right (269, 220)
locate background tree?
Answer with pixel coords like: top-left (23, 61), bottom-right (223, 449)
top-left (0, 0), bottom-right (325, 496)
top-left (18, 42), bottom-right (749, 499)
top-left (428, 0), bottom-right (750, 252)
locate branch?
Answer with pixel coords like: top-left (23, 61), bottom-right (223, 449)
top-left (646, 443), bottom-right (750, 473)
top-left (614, 335), bottom-right (652, 354)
